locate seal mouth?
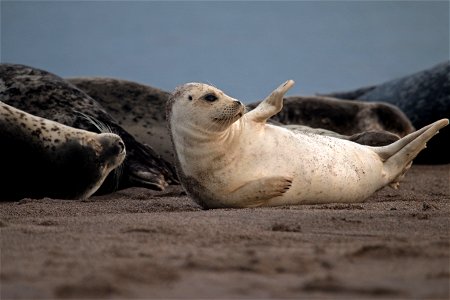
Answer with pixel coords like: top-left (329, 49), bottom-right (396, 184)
top-left (212, 102), bottom-right (245, 124)
top-left (213, 110), bottom-right (244, 123)
top-left (235, 106), bottom-right (245, 119)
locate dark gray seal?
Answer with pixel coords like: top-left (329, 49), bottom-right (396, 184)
top-left (323, 61), bottom-right (450, 164)
top-left (0, 64), bottom-right (177, 193)
top-left (0, 101), bottom-right (125, 200)
top-left (67, 77), bottom-right (175, 164)
top-left (248, 95), bottom-right (415, 146)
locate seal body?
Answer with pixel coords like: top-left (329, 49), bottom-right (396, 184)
top-left (324, 61), bottom-right (450, 164)
top-left (256, 95), bottom-right (415, 138)
top-left (0, 101), bottom-right (126, 200)
top-left (167, 81), bottom-right (448, 208)
top-left (67, 77), bottom-right (175, 164)
top-left (0, 64), bottom-right (176, 192)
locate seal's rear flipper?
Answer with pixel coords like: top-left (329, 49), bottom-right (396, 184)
top-left (372, 119), bottom-right (449, 185)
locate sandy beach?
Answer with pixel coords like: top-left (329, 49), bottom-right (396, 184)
top-left (1, 164), bottom-right (449, 299)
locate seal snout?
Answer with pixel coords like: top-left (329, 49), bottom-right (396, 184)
top-left (97, 133), bottom-right (127, 161)
top-left (110, 138), bottom-right (126, 156)
top-left (233, 100), bottom-right (243, 107)
top-left (236, 101), bottom-right (245, 117)
top-left (117, 140), bottom-right (125, 154)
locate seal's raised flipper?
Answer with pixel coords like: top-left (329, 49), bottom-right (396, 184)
top-left (246, 80), bottom-right (295, 123)
top-left (372, 118), bottom-right (449, 185)
top-left (224, 176), bottom-right (293, 208)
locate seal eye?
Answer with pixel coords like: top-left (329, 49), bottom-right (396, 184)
top-left (188, 95), bottom-right (193, 101)
top-left (203, 93), bottom-right (218, 102)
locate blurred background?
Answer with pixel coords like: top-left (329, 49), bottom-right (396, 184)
top-left (1, 1), bottom-right (449, 102)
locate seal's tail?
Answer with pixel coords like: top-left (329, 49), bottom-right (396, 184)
top-left (371, 118), bottom-right (449, 187)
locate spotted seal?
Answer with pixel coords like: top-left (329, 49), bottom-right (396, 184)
top-left (250, 95), bottom-right (415, 138)
top-left (67, 77), bottom-right (175, 164)
top-left (323, 61), bottom-right (450, 163)
top-left (0, 101), bottom-right (125, 200)
top-left (167, 80), bottom-right (448, 208)
top-left (0, 64), bottom-right (177, 193)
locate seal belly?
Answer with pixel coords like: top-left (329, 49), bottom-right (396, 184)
top-left (239, 124), bottom-right (385, 205)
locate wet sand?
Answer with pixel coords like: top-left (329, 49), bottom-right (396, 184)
top-left (1, 165), bottom-right (449, 299)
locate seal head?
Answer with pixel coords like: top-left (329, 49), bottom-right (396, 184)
top-left (0, 101), bottom-right (126, 200)
top-left (170, 83), bottom-right (244, 133)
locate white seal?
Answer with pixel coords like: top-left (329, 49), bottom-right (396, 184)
top-left (167, 81), bottom-right (448, 208)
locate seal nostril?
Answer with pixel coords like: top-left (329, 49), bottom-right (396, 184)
top-left (117, 141), bottom-right (125, 153)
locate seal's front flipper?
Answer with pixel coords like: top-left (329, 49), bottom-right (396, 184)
top-left (225, 176), bottom-right (293, 208)
top-left (246, 80), bottom-right (295, 123)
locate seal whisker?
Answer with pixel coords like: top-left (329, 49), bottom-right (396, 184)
top-left (75, 110), bottom-right (113, 134)
top-left (112, 161), bottom-right (124, 191)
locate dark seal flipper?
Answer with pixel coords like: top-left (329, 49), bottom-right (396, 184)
top-left (0, 64), bottom-right (177, 193)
